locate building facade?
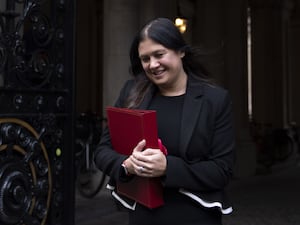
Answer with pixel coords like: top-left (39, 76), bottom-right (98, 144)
top-left (76, 0), bottom-right (300, 177)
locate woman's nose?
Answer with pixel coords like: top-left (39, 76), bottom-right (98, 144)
top-left (149, 58), bottom-right (159, 69)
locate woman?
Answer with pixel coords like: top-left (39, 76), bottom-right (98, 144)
top-left (94, 17), bottom-right (235, 225)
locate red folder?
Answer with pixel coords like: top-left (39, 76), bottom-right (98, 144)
top-left (106, 106), bottom-right (165, 208)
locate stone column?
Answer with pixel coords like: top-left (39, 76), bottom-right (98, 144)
top-left (224, 0), bottom-right (257, 177)
top-left (102, 0), bottom-right (176, 112)
top-left (192, 0), bottom-right (226, 84)
top-left (138, 0), bottom-right (176, 25)
top-left (193, 0), bottom-right (256, 177)
top-left (102, 0), bottom-right (139, 112)
top-left (250, 0), bottom-right (294, 128)
top-left (288, 4), bottom-right (300, 124)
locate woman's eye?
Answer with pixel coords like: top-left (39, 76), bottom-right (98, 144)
top-left (155, 53), bottom-right (164, 58)
top-left (140, 57), bottom-right (149, 63)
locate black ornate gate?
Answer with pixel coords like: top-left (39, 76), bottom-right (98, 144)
top-left (0, 0), bottom-right (75, 224)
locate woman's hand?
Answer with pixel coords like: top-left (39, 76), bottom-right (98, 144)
top-left (123, 139), bottom-right (167, 177)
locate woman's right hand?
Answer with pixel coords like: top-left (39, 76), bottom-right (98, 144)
top-left (122, 139), bottom-right (146, 175)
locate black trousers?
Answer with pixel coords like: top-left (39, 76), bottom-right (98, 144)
top-left (128, 190), bottom-right (222, 225)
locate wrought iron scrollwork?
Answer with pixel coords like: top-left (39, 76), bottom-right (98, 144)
top-left (0, 0), bottom-right (74, 224)
top-left (0, 118), bottom-right (52, 225)
top-left (0, 0), bottom-right (65, 89)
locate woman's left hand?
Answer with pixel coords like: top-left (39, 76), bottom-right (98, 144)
top-left (130, 145), bottom-right (167, 177)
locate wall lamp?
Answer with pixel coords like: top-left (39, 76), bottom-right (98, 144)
top-left (175, 17), bottom-right (187, 33)
top-left (174, 0), bottom-right (188, 33)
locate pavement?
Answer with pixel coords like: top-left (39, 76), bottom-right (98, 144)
top-left (75, 158), bottom-right (300, 225)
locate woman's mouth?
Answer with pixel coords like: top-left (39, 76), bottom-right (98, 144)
top-left (151, 69), bottom-right (165, 77)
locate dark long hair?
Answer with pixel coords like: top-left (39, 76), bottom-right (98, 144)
top-left (124, 17), bottom-right (211, 108)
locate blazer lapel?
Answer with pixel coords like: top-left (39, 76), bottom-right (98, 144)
top-left (137, 76), bottom-right (204, 155)
top-left (179, 76), bottom-right (204, 155)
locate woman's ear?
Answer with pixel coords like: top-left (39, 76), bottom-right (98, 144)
top-left (179, 51), bottom-right (185, 58)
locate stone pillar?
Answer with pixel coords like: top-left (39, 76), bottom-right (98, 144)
top-left (138, 0), bottom-right (176, 25)
top-left (250, 0), bottom-right (294, 128)
top-left (192, 0), bottom-right (226, 84)
top-left (224, 0), bottom-right (257, 177)
top-left (102, 0), bottom-right (139, 112)
top-left (193, 0), bottom-right (256, 177)
top-left (288, 4), bottom-right (300, 124)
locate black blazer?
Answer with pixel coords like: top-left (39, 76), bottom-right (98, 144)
top-left (95, 74), bottom-right (235, 214)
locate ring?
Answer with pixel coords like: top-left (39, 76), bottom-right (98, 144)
top-left (139, 166), bottom-right (144, 173)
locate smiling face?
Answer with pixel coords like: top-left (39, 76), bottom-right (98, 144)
top-left (138, 38), bottom-right (187, 96)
